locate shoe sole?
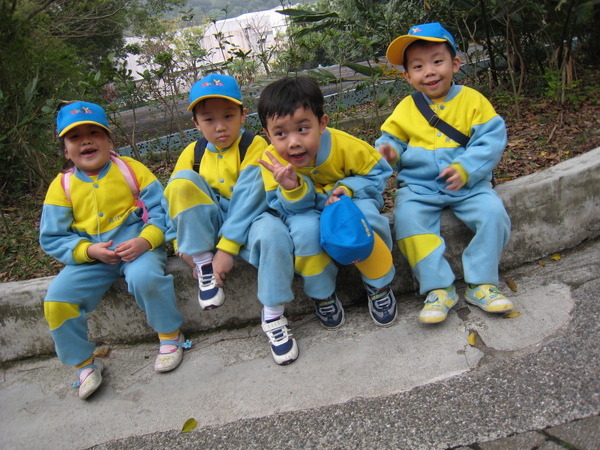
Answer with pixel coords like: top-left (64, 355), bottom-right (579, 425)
top-left (419, 295), bottom-right (458, 324)
top-left (198, 289), bottom-right (224, 310)
top-left (369, 309), bottom-right (397, 328)
top-left (465, 297), bottom-right (514, 313)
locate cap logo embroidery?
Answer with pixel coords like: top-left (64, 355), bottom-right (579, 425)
top-left (410, 27), bottom-right (422, 34)
top-left (70, 107), bottom-right (94, 115)
top-left (202, 79), bottom-right (224, 88)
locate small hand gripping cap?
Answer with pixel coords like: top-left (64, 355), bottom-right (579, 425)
top-left (57, 101), bottom-right (110, 137)
top-left (386, 22), bottom-right (457, 67)
top-left (320, 195), bottom-right (375, 265)
top-left (188, 73), bottom-right (243, 111)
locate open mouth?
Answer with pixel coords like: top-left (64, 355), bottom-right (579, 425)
top-left (289, 152), bottom-right (307, 162)
top-left (81, 148), bottom-right (98, 156)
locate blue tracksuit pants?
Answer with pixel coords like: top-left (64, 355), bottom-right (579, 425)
top-left (394, 186), bottom-right (510, 294)
top-left (44, 245), bottom-right (183, 366)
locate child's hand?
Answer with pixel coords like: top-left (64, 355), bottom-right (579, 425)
top-left (178, 252), bottom-right (198, 279)
top-left (325, 187), bottom-right (350, 206)
top-left (87, 240), bottom-right (120, 265)
top-left (212, 249), bottom-right (234, 286)
top-left (377, 143), bottom-right (398, 164)
top-left (115, 237), bottom-right (151, 262)
top-left (258, 150), bottom-right (300, 190)
top-left (440, 166), bottom-right (465, 191)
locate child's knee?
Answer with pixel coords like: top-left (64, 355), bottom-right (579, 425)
top-left (44, 301), bottom-right (81, 330)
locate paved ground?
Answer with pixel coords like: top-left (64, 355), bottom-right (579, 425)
top-left (1, 237), bottom-right (598, 449)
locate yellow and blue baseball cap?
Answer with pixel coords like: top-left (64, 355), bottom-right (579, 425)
top-left (187, 73), bottom-right (243, 111)
top-left (57, 101), bottom-right (110, 137)
top-left (320, 195), bottom-right (392, 279)
top-left (386, 22), bottom-right (457, 67)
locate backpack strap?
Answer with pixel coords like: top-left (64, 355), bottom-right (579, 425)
top-left (411, 92), bottom-right (470, 147)
top-left (61, 152), bottom-right (149, 223)
top-left (411, 92), bottom-right (496, 187)
top-left (192, 130), bottom-right (255, 173)
top-left (193, 137), bottom-right (208, 173)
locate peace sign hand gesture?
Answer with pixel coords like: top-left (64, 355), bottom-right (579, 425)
top-left (258, 150), bottom-right (300, 190)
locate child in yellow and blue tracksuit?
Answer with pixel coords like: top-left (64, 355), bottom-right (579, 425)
top-left (162, 74), bottom-right (297, 365)
top-left (376, 23), bottom-right (513, 324)
top-left (40, 101), bottom-right (188, 400)
top-left (258, 76), bottom-right (397, 329)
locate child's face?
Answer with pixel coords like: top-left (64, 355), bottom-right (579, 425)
top-left (63, 124), bottom-right (113, 173)
top-left (263, 107), bottom-right (328, 168)
top-left (403, 42), bottom-right (460, 100)
top-left (192, 98), bottom-right (247, 149)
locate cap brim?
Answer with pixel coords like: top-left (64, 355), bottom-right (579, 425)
top-left (187, 95), bottom-right (243, 111)
top-left (58, 121), bottom-right (111, 137)
top-left (386, 35), bottom-right (447, 66)
top-left (354, 232), bottom-right (393, 280)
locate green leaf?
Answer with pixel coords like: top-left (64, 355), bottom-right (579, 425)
top-left (181, 418), bottom-right (197, 433)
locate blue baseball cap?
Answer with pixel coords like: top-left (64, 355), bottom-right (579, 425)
top-left (188, 73), bottom-right (243, 111)
top-left (57, 101), bottom-right (110, 137)
top-left (320, 195), bottom-right (374, 265)
top-left (386, 22), bottom-right (457, 67)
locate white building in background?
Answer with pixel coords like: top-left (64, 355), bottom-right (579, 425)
top-left (123, 7), bottom-right (291, 79)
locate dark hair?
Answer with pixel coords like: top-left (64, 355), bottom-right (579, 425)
top-left (257, 76), bottom-right (324, 128)
top-left (59, 129), bottom-right (115, 173)
top-left (192, 99), bottom-right (244, 121)
top-left (403, 40), bottom-right (457, 67)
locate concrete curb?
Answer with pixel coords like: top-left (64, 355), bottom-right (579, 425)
top-left (1, 147), bottom-right (599, 363)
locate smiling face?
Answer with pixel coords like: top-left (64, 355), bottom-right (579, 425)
top-left (192, 97), bottom-right (247, 149)
top-left (63, 124), bottom-right (113, 173)
top-left (403, 41), bottom-right (461, 100)
top-left (263, 107), bottom-right (329, 168)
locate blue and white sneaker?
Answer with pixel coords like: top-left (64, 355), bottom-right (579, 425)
top-left (365, 284), bottom-right (397, 327)
top-left (261, 314), bottom-right (299, 365)
top-left (196, 262), bottom-right (224, 310)
top-left (313, 293), bottom-right (345, 329)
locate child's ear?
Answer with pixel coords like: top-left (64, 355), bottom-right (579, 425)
top-left (192, 116), bottom-right (201, 130)
top-left (263, 127), bottom-right (271, 141)
top-left (452, 56), bottom-right (461, 74)
top-left (319, 114), bottom-right (329, 133)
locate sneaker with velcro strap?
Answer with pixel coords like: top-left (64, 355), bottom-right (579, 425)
top-left (261, 314), bottom-right (299, 365)
top-left (313, 293), bottom-right (345, 329)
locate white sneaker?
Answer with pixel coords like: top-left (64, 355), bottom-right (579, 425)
top-left (75, 358), bottom-right (105, 400)
top-left (196, 262), bottom-right (224, 310)
top-left (261, 315), bottom-right (299, 365)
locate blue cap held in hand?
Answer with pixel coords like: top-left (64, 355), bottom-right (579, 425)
top-left (320, 195), bottom-right (375, 265)
top-left (188, 73), bottom-right (243, 111)
top-left (57, 101), bottom-right (110, 137)
top-left (386, 22), bottom-right (457, 67)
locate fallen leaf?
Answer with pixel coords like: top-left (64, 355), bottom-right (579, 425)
top-left (468, 332), bottom-right (476, 346)
top-left (505, 311), bottom-right (521, 318)
top-left (506, 277), bottom-right (518, 292)
top-left (550, 253), bottom-right (561, 261)
top-left (182, 418), bottom-right (197, 433)
top-left (93, 347), bottom-right (110, 358)
top-left (537, 260), bottom-right (546, 266)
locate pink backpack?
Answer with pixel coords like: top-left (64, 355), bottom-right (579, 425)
top-left (61, 151), bottom-right (149, 223)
